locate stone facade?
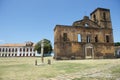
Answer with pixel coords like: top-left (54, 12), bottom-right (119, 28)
top-left (54, 8), bottom-right (115, 60)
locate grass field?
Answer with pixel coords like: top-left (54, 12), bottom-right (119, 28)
top-left (0, 57), bottom-right (120, 80)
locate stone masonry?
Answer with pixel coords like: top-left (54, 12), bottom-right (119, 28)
top-left (54, 8), bottom-right (115, 60)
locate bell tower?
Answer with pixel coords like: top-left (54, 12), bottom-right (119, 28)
top-left (90, 8), bottom-right (112, 29)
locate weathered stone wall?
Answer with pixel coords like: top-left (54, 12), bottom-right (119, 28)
top-left (54, 8), bottom-right (115, 60)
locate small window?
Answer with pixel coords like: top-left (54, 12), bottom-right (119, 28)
top-left (2, 48), bottom-right (4, 52)
top-left (23, 54), bottom-right (25, 56)
top-left (103, 12), bottom-right (106, 20)
top-left (93, 14), bottom-right (96, 21)
top-left (20, 48), bottom-right (22, 52)
top-left (87, 35), bottom-right (91, 43)
top-left (9, 49), bottom-right (11, 52)
top-left (23, 48), bottom-right (25, 52)
top-left (63, 33), bottom-right (67, 41)
top-left (78, 34), bottom-right (81, 42)
top-left (26, 54), bottom-right (28, 56)
top-left (15, 48), bottom-right (17, 52)
top-left (12, 48), bottom-right (14, 52)
top-left (33, 53), bottom-right (35, 56)
top-left (9, 54), bottom-right (10, 56)
top-left (106, 35), bottom-right (109, 43)
top-left (95, 35), bottom-right (98, 42)
top-left (6, 48), bottom-right (7, 52)
top-left (27, 48), bottom-right (29, 52)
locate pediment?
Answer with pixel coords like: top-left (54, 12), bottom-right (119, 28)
top-left (72, 16), bottom-right (100, 28)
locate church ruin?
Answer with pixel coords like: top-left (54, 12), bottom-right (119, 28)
top-left (54, 8), bottom-right (115, 60)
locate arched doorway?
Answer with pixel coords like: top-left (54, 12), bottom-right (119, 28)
top-left (85, 43), bottom-right (94, 59)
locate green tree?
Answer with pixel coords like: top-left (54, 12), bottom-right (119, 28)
top-left (34, 39), bottom-right (52, 55)
top-left (114, 42), bottom-right (120, 46)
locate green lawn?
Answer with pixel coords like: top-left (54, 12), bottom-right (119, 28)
top-left (0, 57), bottom-right (120, 80)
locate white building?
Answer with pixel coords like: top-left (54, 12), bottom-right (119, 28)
top-left (0, 42), bottom-right (38, 57)
top-left (115, 46), bottom-right (120, 58)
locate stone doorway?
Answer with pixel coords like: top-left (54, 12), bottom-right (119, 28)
top-left (85, 43), bottom-right (94, 59)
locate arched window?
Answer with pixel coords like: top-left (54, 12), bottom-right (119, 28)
top-left (15, 54), bottom-right (17, 56)
top-left (63, 33), bottom-right (67, 41)
top-left (15, 48), bottom-right (17, 52)
top-left (33, 53), bottom-right (35, 56)
top-left (87, 35), bottom-right (91, 43)
top-left (78, 34), bottom-right (81, 42)
top-left (95, 35), bottom-right (98, 42)
top-left (2, 54), bottom-right (4, 57)
top-left (106, 35), bottom-right (109, 43)
top-left (23, 48), bottom-right (25, 52)
top-left (2, 48), bottom-right (4, 52)
top-left (6, 48), bottom-right (7, 52)
top-left (9, 54), bottom-right (10, 57)
top-left (23, 54), bottom-right (25, 56)
top-left (27, 48), bottom-right (29, 52)
top-left (26, 54), bottom-right (28, 56)
top-left (9, 49), bottom-right (11, 52)
top-left (85, 23), bottom-right (88, 27)
top-left (93, 14), bottom-right (96, 21)
top-left (30, 48), bottom-right (32, 52)
top-left (20, 48), bottom-right (22, 52)
top-left (12, 48), bottom-right (14, 52)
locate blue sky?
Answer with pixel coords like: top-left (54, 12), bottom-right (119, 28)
top-left (0, 0), bottom-right (120, 46)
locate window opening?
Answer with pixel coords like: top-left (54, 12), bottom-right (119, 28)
top-left (27, 48), bottom-right (28, 52)
top-left (93, 14), bottom-right (96, 21)
top-left (87, 35), bottom-right (91, 43)
top-left (9, 49), bottom-right (11, 52)
top-left (85, 23), bottom-right (88, 27)
top-left (103, 12), bottom-right (106, 20)
top-left (3, 48), bottom-right (4, 52)
top-left (95, 35), bottom-right (98, 42)
top-left (23, 48), bottom-right (25, 52)
top-left (15, 48), bottom-right (17, 52)
top-left (78, 34), bottom-right (81, 42)
top-left (63, 33), bottom-right (67, 41)
top-left (106, 35), bottom-right (109, 43)
top-left (6, 48), bottom-right (7, 52)
top-left (9, 54), bottom-right (10, 56)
